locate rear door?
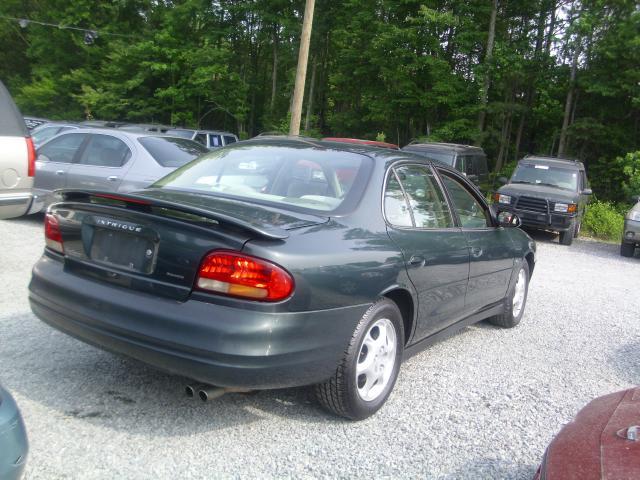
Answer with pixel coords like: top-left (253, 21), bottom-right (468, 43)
top-left (34, 132), bottom-right (88, 207)
top-left (438, 169), bottom-right (514, 312)
top-left (384, 164), bottom-right (470, 340)
top-left (66, 134), bottom-right (133, 192)
top-left (0, 81), bottom-right (32, 219)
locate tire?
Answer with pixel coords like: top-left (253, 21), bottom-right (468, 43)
top-left (559, 223), bottom-right (575, 245)
top-left (488, 260), bottom-right (530, 328)
top-left (620, 242), bottom-right (635, 258)
top-left (315, 298), bottom-right (404, 420)
top-left (573, 221), bottom-right (581, 238)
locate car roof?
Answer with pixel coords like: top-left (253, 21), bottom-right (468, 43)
top-left (520, 155), bottom-right (585, 169)
top-left (402, 142), bottom-right (485, 155)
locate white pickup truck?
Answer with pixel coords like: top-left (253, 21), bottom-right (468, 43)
top-left (0, 81), bottom-right (36, 219)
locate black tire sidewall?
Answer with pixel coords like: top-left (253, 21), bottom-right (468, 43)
top-left (343, 300), bottom-right (404, 420)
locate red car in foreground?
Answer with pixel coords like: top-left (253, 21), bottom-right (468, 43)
top-left (535, 387), bottom-right (640, 479)
top-left (322, 137), bottom-right (399, 150)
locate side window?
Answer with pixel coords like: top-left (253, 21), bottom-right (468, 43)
top-left (194, 133), bottom-right (207, 146)
top-left (394, 165), bottom-right (454, 228)
top-left (440, 173), bottom-right (490, 228)
top-left (224, 135), bottom-right (237, 145)
top-left (384, 171), bottom-right (412, 227)
top-left (38, 133), bottom-right (87, 163)
top-left (78, 135), bottom-right (131, 167)
top-left (579, 171), bottom-right (586, 191)
top-left (209, 134), bottom-right (222, 147)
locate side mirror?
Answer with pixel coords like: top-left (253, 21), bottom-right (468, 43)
top-left (497, 211), bottom-right (521, 228)
top-left (498, 176), bottom-right (508, 185)
top-left (582, 188), bottom-right (593, 195)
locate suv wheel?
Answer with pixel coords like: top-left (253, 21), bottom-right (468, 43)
top-left (573, 221), bottom-right (581, 238)
top-left (315, 298), bottom-right (404, 420)
top-left (620, 242), bottom-right (635, 258)
top-left (488, 260), bottom-right (530, 328)
top-left (559, 223), bottom-right (575, 246)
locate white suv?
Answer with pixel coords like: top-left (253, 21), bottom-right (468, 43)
top-left (0, 81), bottom-right (36, 219)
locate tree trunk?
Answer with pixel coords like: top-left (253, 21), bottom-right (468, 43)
top-left (290, 0), bottom-right (316, 136)
top-left (557, 43), bottom-right (580, 157)
top-left (304, 57), bottom-right (317, 132)
top-left (270, 26), bottom-right (278, 112)
top-left (476, 0), bottom-right (499, 136)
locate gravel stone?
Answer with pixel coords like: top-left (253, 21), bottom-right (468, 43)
top-left (1, 215), bottom-right (639, 479)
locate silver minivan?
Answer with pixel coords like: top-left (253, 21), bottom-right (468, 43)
top-left (31, 129), bottom-right (209, 212)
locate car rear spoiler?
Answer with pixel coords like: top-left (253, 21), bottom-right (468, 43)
top-left (54, 189), bottom-right (290, 240)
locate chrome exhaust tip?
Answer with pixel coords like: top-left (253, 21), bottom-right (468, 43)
top-left (198, 386), bottom-right (226, 402)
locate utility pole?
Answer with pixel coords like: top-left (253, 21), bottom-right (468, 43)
top-left (289, 0), bottom-right (315, 136)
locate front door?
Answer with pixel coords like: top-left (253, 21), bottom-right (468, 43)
top-left (34, 132), bottom-right (88, 206)
top-left (384, 164), bottom-right (470, 341)
top-left (438, 170), bottom-right (514, 312)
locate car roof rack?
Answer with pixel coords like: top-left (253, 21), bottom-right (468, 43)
top-left (523, 154), bottom-right (580, 163)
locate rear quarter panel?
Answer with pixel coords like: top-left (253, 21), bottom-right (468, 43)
top-left (0, 136), bottom-right (33, 217)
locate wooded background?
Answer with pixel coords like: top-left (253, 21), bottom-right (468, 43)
top-left (1, 1), bottom-right (638, 201)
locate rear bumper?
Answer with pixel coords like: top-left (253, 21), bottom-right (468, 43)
top-left (497, 205), bottom-right (576, 232)
top-left (0, 192), bottom-right (32, 219)
top-left (0, 386), bottom-right (28, 480)
top-left (29, 254), bottom-right (366, 389)
top-left (622, 219), bottom-right (640, 246)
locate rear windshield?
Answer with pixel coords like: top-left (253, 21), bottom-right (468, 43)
top-left (166, 129), bottom-right (195, 139)
top-left (404, 148), bottom-right (455, 166)
top-left (511, 163), bottom-right (579, 191)
top-left (138, 136), bottom-right (209, 167)
top-left (153, 145), bottom-right (372, 213)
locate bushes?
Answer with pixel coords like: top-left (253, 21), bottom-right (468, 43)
top-left (582, 200), bottom-right (626, 241)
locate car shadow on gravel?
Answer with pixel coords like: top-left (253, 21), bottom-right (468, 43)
top-left (609, 340), bottom-right (640, 384)
top-left (2, 314), bottom-right (343, 436)
top-left (4, 212), bottom-right (44, 225)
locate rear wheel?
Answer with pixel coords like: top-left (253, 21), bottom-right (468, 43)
top-left (488, 260), bottom-right (529, 328)
top-left (620, 242), bottom-right (635, 258)
top-left (559, 223), bottom-right (575, 245)
top-left (315, 298), bottom-right (403, 420)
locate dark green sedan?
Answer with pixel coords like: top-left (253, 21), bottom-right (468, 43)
top-left (29, 137), bottom-right (536, 420)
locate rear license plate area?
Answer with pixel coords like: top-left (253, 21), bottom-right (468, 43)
top-left (89, 228), bottom-right (156, 274)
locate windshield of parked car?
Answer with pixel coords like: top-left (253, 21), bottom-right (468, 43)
top-left (510, 163), bottom-right (578, 191)
top-left (138, 136), bottom-right (209, 167)
top-left (32, 125), bottom-right (61, 146)
top-left (153, 145), bottom-right (371, 213)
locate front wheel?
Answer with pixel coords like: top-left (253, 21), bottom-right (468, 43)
top-left (315, 298), bottom-right (404, 420)
top-left (488, 260), bottom-right (530, 328)
top-left (559, 223), bottom-right (575, 245)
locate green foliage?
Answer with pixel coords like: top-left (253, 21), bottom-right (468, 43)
top-left (582, 200), bottom-right (625, 241)
top-left (376, 132), bottom-right (386, 143)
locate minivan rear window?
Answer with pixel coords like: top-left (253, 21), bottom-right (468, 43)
top-left (138, 136), bottom-right (209, 168)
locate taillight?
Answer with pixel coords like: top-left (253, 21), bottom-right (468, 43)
top-left (196, 250), bottom-right (294, 302)
top-left (26, 137), bottom-right (36, 177)
top-left (44, 213), bottom-right (64, 253)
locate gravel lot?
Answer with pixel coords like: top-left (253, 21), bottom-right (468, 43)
top-left (1, 214), bottom-right (639, 479)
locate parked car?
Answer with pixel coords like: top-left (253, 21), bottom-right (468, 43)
top-left (534, 387), bottom-right (640, 479)
top-left (80, 120), bottom-right (126, 128)
top-left (621, 195), bottom-right (640, 257)
top-left (165, 128), bottom-right (238, 149)
top-left (0, 384), bottom-right (28, 480)
top-left (30, 129), bottom-right (209, 213)
top-left (31, 122), bottom-right (80, 148)
top-left (118, 123), bottom-right (173, 133)
top-left (29, 138), bottom-right (535, 420)
top-left (493, 155), bottom-right (592, 246)
top-left (24, 116), bottom-right (49, 130)
top-left (401, 142), bottom-right (489, 189)
top-left (322, 137), bottom-right (399, 150)
top-left (0, 81), bottom-right (37, 220)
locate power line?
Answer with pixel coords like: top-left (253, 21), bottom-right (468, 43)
top-left (0, 15), bottom-right (136, 44)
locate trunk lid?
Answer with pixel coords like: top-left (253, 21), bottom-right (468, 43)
top-left (51, 189), bottom-right (328, 301)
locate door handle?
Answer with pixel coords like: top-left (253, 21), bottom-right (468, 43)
top-left (55, 170), bottom-right (65, 175)
top-left (107, 176), bottom-right (119, 182)
top-left (470, 247), bottom-right (483, 258)
top-left (408, 255), bottom-right (426, 267)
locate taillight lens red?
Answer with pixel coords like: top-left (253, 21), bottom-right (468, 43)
top-left (196, 250), bottom-right (294, 302)
top-left (26, 137), bottom-right (36, 177)
top-left (44, 213), bottom-right (64, 253)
